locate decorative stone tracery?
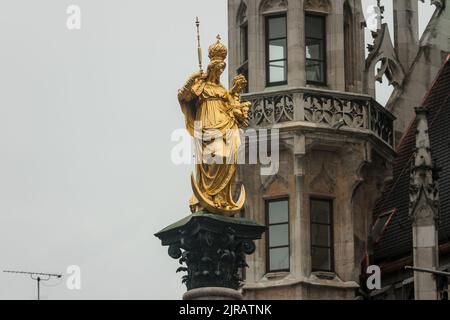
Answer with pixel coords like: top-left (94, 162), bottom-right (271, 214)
top-left (260, 0), bottom-right (287, 14)
top-left (304, 0), bottom-right (331, 13)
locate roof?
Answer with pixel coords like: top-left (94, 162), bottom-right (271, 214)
top-left (373, 55), bottom-right (450, 264)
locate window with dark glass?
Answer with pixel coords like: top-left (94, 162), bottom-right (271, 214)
top-left (266, 198), bottom-right (290, 272)
top-left (305, 14), bottom-right (326, 85)
top-left (310, 198), bottom-right (333, 272)
top-left (266, 15), bottom-right (287, 86)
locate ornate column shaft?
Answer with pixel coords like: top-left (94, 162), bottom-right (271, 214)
top-left (155, 213), bottom-right (266, 300)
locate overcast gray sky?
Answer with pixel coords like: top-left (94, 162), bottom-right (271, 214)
top-left (0, 1), bottom-right (435, 300)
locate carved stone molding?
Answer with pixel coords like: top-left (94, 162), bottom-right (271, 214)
top-left (304, 0), bottom-right (331, 13)
top-left (248, 94), bottom-right (294, 126)
top-left (243, 89), bottom-right (396, 148)
top-left (409, 107), bottom-right (440, 224)
top-left (366, 24), bottom-right (405, 88)
top-left (310, 163), bottom-right (337, 194)
top-left (261, 173), bottom-right (289, 193)
top-left (260, 0), bottom-right (288, 14)
top-left (237, 1), bottom-right (248, 24)
top-left (303, 93), bottom-right (366, 129)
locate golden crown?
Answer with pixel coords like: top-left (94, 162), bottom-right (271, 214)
top-left (208, 35), bottom-right (228, 62)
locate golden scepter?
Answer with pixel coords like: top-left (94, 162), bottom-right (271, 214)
top-left (195, 17), bottom-right (203, 74)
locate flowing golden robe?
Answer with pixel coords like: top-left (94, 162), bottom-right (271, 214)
top-left (178, 77), bottom-right (242, 212)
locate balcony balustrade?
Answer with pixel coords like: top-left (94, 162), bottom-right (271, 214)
top-left (242, 87), bottom-right (395, 148)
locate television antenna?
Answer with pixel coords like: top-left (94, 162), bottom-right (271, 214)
top-left (3, 270), bottom-right (62, 300)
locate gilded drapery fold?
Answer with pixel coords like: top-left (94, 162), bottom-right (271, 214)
top-left (177, 37), bottom-right (248, 216)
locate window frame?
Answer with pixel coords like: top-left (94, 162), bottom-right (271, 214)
top-left (305, 13), bottom-right (327, 86)
top-left (265, 13), bottom-right (288, 87)
top-left (310, 196), bottom-right (334, 273)
top-left (265, 197), bottom-right (290, 273)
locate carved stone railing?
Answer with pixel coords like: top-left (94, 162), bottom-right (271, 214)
top-left (242, 88), bottom-right (395, 148)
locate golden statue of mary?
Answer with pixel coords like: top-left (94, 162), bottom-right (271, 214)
top-left (177, 36), bottom-right (250, 216)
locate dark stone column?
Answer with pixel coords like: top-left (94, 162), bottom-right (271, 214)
top-left (155, 212), bottom-right (266, 300)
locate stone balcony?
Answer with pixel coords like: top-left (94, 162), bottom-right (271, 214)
top-left (242, 87), bottom-right (396, 149)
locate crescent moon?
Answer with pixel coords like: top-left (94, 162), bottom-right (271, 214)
top-left (191, 173), bottom-right (245, 216)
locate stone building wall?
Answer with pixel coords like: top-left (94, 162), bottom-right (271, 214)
top-left (228, 0), bottom-right (366, 93)
top-left (228, 0), bottom-right (449, 300)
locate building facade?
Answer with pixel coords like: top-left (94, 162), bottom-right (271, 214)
top-left (227, 0), bottom-right (450, 299)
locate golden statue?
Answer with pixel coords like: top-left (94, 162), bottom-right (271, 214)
top-left (177, 19), bottom-right (250, 216)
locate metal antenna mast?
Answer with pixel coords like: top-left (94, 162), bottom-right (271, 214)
top-left (3, 270), bottom-right (62, 300)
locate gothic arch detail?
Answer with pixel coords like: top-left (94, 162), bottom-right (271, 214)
top-left (374, 57), bottom-right (404, 87)
top-left (309, 164), bottom-right (336, 194)
top-left (365, 24), bottom-right (405, 96)
top-left (237, 1), bottom-right (248, 24)
top-left (260, 0), bottom-right (287, 14)
top-left (304, 0), bottom-right (331, 13)
top-left (260, 173), bottom-right (289, 193)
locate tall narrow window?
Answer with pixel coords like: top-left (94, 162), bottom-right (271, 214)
top-left (310, 198), bottom-right (333, 272)
top-left (266, 15), bottom-right (287, 86)
top-left (305, 14), bottom-right (326, 85)
top-left (266, 198), bottom-right (290, 272)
